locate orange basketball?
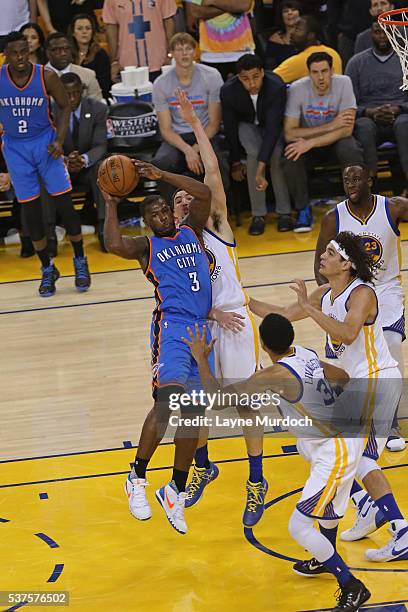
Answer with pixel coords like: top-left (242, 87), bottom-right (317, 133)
top-left (98, 155), bottom-right (139, 197)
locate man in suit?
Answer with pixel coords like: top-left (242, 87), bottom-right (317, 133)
top-left (220, 54), bottom-right (290, 235)
top-left (44, 72), bottom-right (108, 253)
top-left (45, 32), bottom-right (103, 101)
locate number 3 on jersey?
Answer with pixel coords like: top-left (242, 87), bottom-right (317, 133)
top-left (18, 120), bottom-right (28, 134)
top-left (189, 272), bottom-right (200, 292)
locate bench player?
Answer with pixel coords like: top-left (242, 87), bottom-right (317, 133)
top-left (183, 316), bottom-right (371, 612)
top-left (0, 32), bottom-right (90, 296)
top-left (172, 90), bottom-right (267, 527)
top-left (102, 161), bottom-right (213, 535)
top-left (251, 232), bottom-right (408, 565)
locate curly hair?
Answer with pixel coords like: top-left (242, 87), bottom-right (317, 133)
top-left (335, 231), bottom-right (377, 283)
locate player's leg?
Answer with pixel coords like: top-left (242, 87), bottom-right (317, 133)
top-left (289, 438), bottom-right (370, 610)
top-left (39, 131), bottom-right (90, 291)
top-left (2, 138), bottom-right (60, 296)
top-left (384, 328), bottom-right (406, 451)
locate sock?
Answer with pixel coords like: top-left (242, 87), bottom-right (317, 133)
top-left (323, 552), bottom-right (353, 586)
top-left (72, 239), bottom-right (84, 258)
top-left (319, 523), bottom-right (338, 549)
top-left (133, 457), bottom-right (149, 479)
top-left (172, 468), bottom-right (188, 493)
top-left (376, 493), bottom-right (404, 522)
top-left (195, 444), bottom-right (210, 469)
top-left (350, 480), bottom-right (363, 497)
top-left (37, 247), bottom-right (51, 268)
top-left (248, 453), bottom-right (263, 484)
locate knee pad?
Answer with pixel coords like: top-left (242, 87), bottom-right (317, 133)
top-left (21, 197), bottom-right (45, 242)
top-left (288, 508), bottom-right (314, 543)
top-left (53, 193), bottom-right (81, 236)
top-left (356, 456), bottom-right (381, 481)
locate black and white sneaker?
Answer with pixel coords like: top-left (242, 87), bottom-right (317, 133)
top-left (333, 578), bottom-right (371, 611)
top-left (292, 557), bottom-right (331, 577)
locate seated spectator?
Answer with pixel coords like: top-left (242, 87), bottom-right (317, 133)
top-left (221, 54), bottom-right (291, 235)
top-left (185, 0), bottom-right (255, 81)
top-left (346, 22), bottom-right (408, 186)
top-left (153, 32), bottom-right (228, 202)
top-left (284, 52), bottom-right (363, 231)
top-left (43, 72), bottom-right (108, 253)
top-left (102, 0), bottom-right (176, 83)
top-left (45, 32), bottom-right (103, 101)
top-left (355, 0), bottom-right (394, 55)
top-left (0, 0), bottom-right (35, 52)
top-left (265, 0), bottom-right (300, 70)
top-left (20, 22), bottom-right (47, 65)
top-left (327, 0), bottom-right (371, 67)
top-left (274, 15), bottom-right (342, 83)
top-left (37, 0), bottom-right (95, 34)
top-left (68, 13), bottom-right (111, 100)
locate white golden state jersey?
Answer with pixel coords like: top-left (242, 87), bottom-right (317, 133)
top-left (336, 194), bottom-right (403, 299)
top-left (322, 278), bottom-right (397, 378)
top-left (277, 346), bottom-right (341, 438)
top-left (203, 227), bottom-right (248, 310)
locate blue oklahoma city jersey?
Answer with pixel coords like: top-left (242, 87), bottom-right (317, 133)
top-left (145, 225), bottom-right (212, 320)
top-left (0, 63), bottom-right (53, 139)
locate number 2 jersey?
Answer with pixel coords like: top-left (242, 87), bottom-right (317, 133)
top-left (145, 225), bottom-right (212, 321)
top-left (0, 63), bottom-right (54, 140)
top-left (336, 194), bottom-right (404, 332)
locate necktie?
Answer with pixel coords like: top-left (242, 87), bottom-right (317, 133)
top-left (72, 113), bottom-right (80, 150)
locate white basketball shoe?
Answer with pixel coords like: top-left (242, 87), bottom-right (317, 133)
top-left (125, 474), bottom-right (152, 520)
top-left (155, 481), bottom-right (187, 534)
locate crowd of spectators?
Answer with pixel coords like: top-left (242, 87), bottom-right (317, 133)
top-left (1, 0), bottom-right (408, 249)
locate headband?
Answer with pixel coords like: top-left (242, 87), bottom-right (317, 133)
top-left (329, 239), bottom-right (356, 270)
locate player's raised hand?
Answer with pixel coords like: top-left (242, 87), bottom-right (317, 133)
top-left (289, 279), bottom-right (309, 309)
top-left (132, 160), bottom-right (162, 180)
top-left (48, 140), bottom-right (63, 159)
top-left (175, 89), bottom-right (198, 126)
top-left (182, 324), bottom-right (216, 361)
top-left (97, 181), bottom-right (122, 207)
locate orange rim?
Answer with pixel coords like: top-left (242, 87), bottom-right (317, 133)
top-left (378, 7), bottom-right (408, 26)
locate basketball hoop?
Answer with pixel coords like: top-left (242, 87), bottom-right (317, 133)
top-left (378, 8), bottom-right (408, 90)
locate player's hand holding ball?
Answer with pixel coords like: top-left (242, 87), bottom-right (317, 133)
top-left (98, 155), bottom-right (140, 197)
top-left (133, 160), bottom-right (163, 181)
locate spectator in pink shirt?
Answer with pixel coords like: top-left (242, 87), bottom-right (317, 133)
top-left (103, 0), bottom-right (177, 83)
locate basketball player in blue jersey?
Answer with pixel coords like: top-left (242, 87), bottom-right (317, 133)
top-left (171, 90), bottom-right (267, 527)
top-left (251, 232), bottom-right (408, 566)
top-left (102, 162), bottom-right (213, 535)
top-left (183, 317), bottom-right (371, 612)
top-left (0, 32), bottom-right (90, 297)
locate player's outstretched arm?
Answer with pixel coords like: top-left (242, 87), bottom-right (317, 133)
top-left (249, 284), bottom-right (326, 321)
top-left (314, 210), bottom-right (338, 285)
top-left (102, 190), bottom-right (149, 265)
top-left (176, 89), bottom-right (227, 222)
top-left (44, 69), bottom-right (70, 158)
top-left (134, 160), bottom-right (211, 231)
top-left (291, 281), bottom-right (375, 345)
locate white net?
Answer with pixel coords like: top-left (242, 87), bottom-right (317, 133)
top-left (379, 10), bottom-right (408, 90)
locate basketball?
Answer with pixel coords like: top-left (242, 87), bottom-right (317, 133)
top-left (98, 155), bottom-right (140, 197)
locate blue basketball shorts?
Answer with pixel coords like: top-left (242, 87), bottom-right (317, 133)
top-left (150, 314), bottom-right (214, 399)
top-left (2, 129), bottom-right (71, 203)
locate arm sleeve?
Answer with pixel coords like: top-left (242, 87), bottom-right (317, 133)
top-left (220, 87), bottom-right (242, 163)
top-left (258, 82), bottom-right (286, 163)
top-left (338, 76), bottom-right (357, 112)
top-left (102, 0), bottom-right (117, 24)
top-left (284, 82), bottom-right (302, 119)
top-left (344, 57), bottom-right (364, 116)
top-left (207, 69), bottom-right (224, 103)
top-left (152, 79), bottom-right (169, 112)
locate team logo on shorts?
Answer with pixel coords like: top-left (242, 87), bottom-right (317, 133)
top-left (361, 235), bottom-right (383, 265)
top-left (329, 335), bottom-right (344, 355)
